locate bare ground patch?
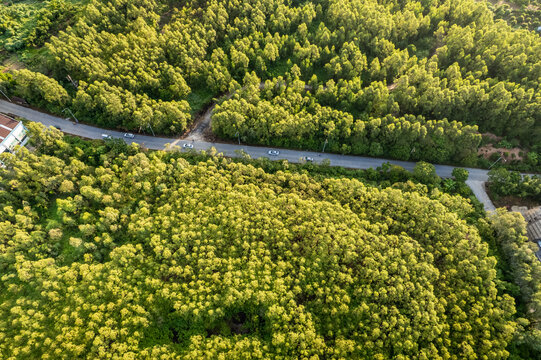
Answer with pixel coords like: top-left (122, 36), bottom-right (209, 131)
top-left (478, 144), bottom-right (523, 161)
top-left (183, 103), bottom-right (215, 141)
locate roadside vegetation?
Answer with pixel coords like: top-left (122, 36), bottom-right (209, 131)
top-left (0, 0), bottom-right (539, 171)
top-left (487, 167), bottom-right (541, 207)
top-left (2, 123), bottom-right (540, 358)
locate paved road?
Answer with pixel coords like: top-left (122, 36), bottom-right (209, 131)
top-left (0, 100), bottom-right (496, 209)
top-left (466, 180), bottom-right (496, 211)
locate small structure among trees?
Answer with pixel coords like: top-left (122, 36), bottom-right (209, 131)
top-left (512, 206), bottom-right (541, 260)
top-left (0, 114), bottom-right (28, 155)
top-left (523, 207), bottom-right (541, 243)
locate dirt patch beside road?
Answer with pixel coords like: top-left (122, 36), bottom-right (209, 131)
top-left (184, 103), bottom-right (215, 142)
top-left (478, 144), bottom-right (523, 161)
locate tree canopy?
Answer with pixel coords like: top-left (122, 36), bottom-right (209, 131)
top-left (1, 0), bottom-right (539, 168)
top-left (0, 124), bottom-right (519, 358)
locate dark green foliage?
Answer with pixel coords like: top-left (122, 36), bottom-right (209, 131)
top-left (0, 0), bottom-right (82, 51)
top-left (452, 167), bottom-right (470, 182)
top-left (488, 167), bottom-right (541, 202)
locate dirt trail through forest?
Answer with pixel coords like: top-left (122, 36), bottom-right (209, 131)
top-left (184, 82), bottom-right (313, 141)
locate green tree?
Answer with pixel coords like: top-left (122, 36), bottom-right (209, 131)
top-left (413, 161), bottom-right (440, 186)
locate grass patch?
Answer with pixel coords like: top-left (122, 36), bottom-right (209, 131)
top-left (1, 53), bottom-right (25, 71)
top-left (312, 64), bottom-right (331, 84)
top-left (187, 87), bottom-right (215, 116)
top-left (19, 47), bottom-right (50, 72)
top-left (265, 58), bottom-right (291, 79)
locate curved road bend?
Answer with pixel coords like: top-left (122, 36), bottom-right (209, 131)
top-left (0, 100), bottom-right (496, 210)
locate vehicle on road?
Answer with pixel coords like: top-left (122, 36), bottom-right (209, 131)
top-left (303, 156), bottom-right (314, 162)
top-left (54, 126), bottom-right (62, 131)
top-left (268, 150), bottom-right (280, 156)
top-left (124, 133), bottom-right (135, 139)
top-left (102, 134), bottom-right (112, 140)
top-left (183, 143), bottom-right (194, 149)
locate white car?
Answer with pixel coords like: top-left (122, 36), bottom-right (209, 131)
top-left (303, 156), bottom-right (314, 162)
top-left (268, 150), bottom-right (280, 156)
top-left (183, 143), bottom-right (194, 149)
top-left (124, 133), bottom-right (135, 139)
top-left (101, 134), bottom-right (112, 140)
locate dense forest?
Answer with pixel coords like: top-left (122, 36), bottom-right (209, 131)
top-left (0, 0), bottom-right (540, 169)
top-left (0, 124), bottom-right (539, 358)
top-left (0, 0), bottom-right (83, 53)
top-left (1, 1), bottom-right (540, 357)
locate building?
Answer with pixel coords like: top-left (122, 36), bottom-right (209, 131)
top-left (519, 207), bottom-right (541, 261)
top-left (511, 206), bottom-right (541, 261)
top-left (523, 207), bottom-right (541, 242)
top-left (0, 114), bottom-right (28, 156)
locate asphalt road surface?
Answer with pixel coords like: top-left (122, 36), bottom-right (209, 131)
top-left (0, 100), bottom-right (496, 210)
